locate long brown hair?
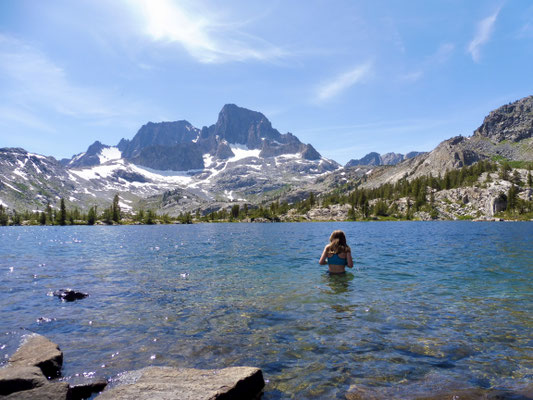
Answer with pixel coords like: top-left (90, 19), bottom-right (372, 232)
top-left (328, 230), bottom-right (350, 254)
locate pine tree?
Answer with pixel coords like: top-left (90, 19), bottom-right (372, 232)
top-left (231, 204), bottom-right (240, 219)
top-left (0, 205), bottom-right (8, 226)
top-left (58, 198), bottom-right (67, 225)
top-left (87, 206), bottom-right (96, 225)
top-left (102, 207), bottom-right (113, 224)
top-left (527, 168), bottom-right (532, 188)
top-left (144, 210), bottom-right (155, 225)
top-left (39, 212), bottom-right (47, 225)
top-left (500, 162), bottom-right (511, 180)
top-left (112, 194), bottom-right (121, 223)
top-left (507, 185), bottom-right (518, 211)
top-left (308, 192), bottom-right (315, 207)
top-left (347, 204), bottom-right (356, 221)
top-left (12, 211), bottom-right (21, 225)
top-left (444, 173), bottom-right (451, 190)
top-left (511, 170), bottom-right (522, 186)
top-left (362, 198), bottom-right (370, 219)
top-left (46, 204), bottom-right (53, 223)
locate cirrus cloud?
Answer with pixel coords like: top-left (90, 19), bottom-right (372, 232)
top-left (468, 9), bottom-right (500, 62)
top-left (315, 61), bottom-right (373, 103)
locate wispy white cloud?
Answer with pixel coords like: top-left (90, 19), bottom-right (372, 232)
top-left (128, 0), bottom-right (285, 63)
top-left (516, 22), bottom-right (533, 39)
top-left (401, 43), bottom-right (454, 82)
top-left (468, 9), bottom-right (500, 62)
top-left (315, 61), bottom-right (373, 103)
top-left (0, 34), bottom-right (145, 123)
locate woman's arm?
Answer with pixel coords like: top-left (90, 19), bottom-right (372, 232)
top-left (319, 245), bottom-right (329, 265)
top-left (346, 250), bottom-right (354, 268)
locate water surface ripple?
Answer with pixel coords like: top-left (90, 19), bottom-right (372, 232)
top-left (0, 222), bottom-right (531, 398)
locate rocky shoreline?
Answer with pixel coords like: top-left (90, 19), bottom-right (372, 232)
top-left (0, 333), bottom-right (265, 399)
top-left (2, 332), bottom-right (532, 399)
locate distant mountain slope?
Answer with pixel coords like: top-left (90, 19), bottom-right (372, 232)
top-left (345, 151), bottom-right (425, 167)
top-left (361, 95), bottom-right (533, 188)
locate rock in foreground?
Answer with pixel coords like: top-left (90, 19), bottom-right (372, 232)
top-left (96, 366), bottom-right (265, 400)
top-left (8, 333), bottom-right (63, 378)
top-left (0, 366), bottom-right (48, 396)
top-left (2, 381), bottom-right (70, 399)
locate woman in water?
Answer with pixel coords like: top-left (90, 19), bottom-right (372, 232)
top-left (319, 230), bottom-right (353, 274)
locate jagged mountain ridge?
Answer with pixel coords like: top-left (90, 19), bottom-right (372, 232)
top-left (0, 104), bottom-right (339, 213)
top-left (64, 104), bottom-right (321, 171)
top-left (1, 96), bottom-right (532, 217)
top-left (345, 151), bottom-right (425, 167)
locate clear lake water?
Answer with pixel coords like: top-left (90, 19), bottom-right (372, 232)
top-left (0, 222), bottom-right (532, 398)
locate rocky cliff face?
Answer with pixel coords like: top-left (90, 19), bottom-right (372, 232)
top-left (62, 104), bottom-right (323, 171)
top-left (474, 96), bottom-right (533, 142)
top-left (118, 120), bottom-right (200, 159)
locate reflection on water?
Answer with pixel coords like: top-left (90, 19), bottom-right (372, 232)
top-left (323, 272), bottom-right (354, 295)
top-left (0, 222), bottom-right (532, 399)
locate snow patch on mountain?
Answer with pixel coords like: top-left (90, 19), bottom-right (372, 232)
top-left (98, 147), bottom-right (122, 163)
top-left (229, 144), bottom-right (261, 161)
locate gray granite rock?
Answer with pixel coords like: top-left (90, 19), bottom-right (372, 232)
top-left (0, 366), bottom-right (48, 396)
top-left (3, 381), bottom-right (70, 400)
top-left (68, 378), bottom-right (107, 400)
top-left (8, 333), bottom-right (63, 378)
top-left (96, 366), bottom-right (264, 400)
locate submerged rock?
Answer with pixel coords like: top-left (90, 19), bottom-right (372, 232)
top-left (345, 383), bottom-right (533, 400)
top-left (8, 333), bottom-right (63, 378)
top-left (53, 289), bottom-right (88, 302)
top-left (96, 366), bottom-right (265, 400)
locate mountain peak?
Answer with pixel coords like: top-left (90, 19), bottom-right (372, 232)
top-left (214, 104), bottom-right (276, 147)
top-left (473, 95), bottom-right (533, 142)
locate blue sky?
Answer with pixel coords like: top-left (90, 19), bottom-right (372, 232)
top-left (0, 0), bottom-right (532, 165)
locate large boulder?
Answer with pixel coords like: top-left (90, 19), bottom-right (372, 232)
top-left (0, 366), bottom-right (47, 396)
top-left (8, 333), bottom-right (63, 378)
top-left (96, 366), bottom-right (264, 400)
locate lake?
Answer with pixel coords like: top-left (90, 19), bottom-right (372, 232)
top-left (0, 222), bottom-right (531, 399)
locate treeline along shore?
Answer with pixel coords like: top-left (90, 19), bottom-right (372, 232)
top-left (1, 160), bottom-right (533, 226)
